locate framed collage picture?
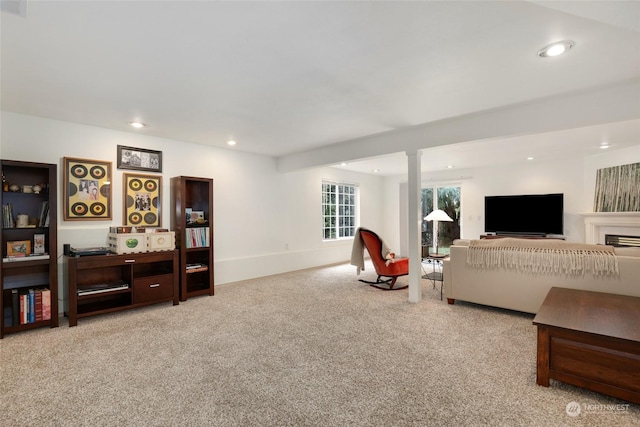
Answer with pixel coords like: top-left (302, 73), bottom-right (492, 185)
top-left (117, 145), bottom-right (162, 173)
top-left (63, 157), bottom-right (112, 220)
top-left (123, 173), bottom-right (162, 227)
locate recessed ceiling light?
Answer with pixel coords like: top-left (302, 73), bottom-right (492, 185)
top-left (600, 143), bottom-right (610, 149)
top-left (372, 169), bottom-right (380, 173)
top-left (129, 121), bottom-right (147, 129)
top-left (340, 162), bottom-right (347, 166)
top-left (447, 165), bottom-right (454, 169)
top-left (527, 156), bottom-right (535, 160)
top-left (227, 140), bottom-right (237, 146)
top-left (538, 40), bottom-right (574, 58)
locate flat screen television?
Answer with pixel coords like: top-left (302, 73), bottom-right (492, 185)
top-left (484, 193), bottom-right (563, 236)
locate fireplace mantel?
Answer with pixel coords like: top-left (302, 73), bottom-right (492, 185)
top-left (579, 212), bottom-right (640, 244)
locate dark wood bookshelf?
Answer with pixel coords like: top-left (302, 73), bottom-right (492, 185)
top-left (171, 176), bottom-right (214, 301)
top-left (1, 160), bottom-right (57, 338)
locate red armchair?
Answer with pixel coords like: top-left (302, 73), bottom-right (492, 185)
top-left (357, 228), bottom-right (409, 290)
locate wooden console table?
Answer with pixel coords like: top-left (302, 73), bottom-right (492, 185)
top-left (533, 287), bottom-right (640, 404)
top-left (66, 251), bottom-right (179, 327)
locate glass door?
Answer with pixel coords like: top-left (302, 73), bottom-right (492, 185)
top-left (421, 186), bottom-right (461, 256)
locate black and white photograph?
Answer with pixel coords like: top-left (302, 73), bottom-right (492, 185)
top-left (117, 145), bottom-right (162, 172)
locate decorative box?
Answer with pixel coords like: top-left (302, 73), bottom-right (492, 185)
top-left (107, 232), bottom-right (147, 254)
top-left (146, 231), bottom-right (175, 252)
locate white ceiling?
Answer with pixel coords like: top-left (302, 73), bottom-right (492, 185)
top-left (1, 1), bottom-right (639, 176)
top-left (336, 119), bottom-right (640, 176)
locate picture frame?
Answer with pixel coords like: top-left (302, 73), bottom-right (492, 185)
top-left (117, 145), bottom-right (162, 173)
top-left (7, 240), bottom-right (31, 257)
top-left (123, 173), bottom-right (162, 227)
top-left (594, 162), bottom-right (640, 212)
top-left (189, 210), bottom-right (205, 224)
top-left (33, 234), bottom-right (45, 254)
top-left (63, 157), bottom-right (112, 221)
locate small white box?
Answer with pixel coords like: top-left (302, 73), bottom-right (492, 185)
top-left (146, 232), bottom-right (175, 252)
top-left (107, 232), bottom-right (147, 254)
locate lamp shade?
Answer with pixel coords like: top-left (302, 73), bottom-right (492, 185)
top-left (424, 209), bottom-right (453, 222)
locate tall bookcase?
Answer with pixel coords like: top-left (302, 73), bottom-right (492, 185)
top-left (1, 160), bottom-right (58, 338)
top-left (171, 176), bottom-right (214, 301)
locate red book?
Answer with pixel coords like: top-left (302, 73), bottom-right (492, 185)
top-left (20, 294), bottom-right (26, 324)
top-left (41, 289), bottom-right (51, 321)
top-left (35, 289), bottom-right (43, 322)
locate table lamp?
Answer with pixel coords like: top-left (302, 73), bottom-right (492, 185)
top-left (424, 209), bottom-right (453, 255)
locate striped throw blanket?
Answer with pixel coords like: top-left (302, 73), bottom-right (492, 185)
top-left (466, 238), bottom-right (619, 277)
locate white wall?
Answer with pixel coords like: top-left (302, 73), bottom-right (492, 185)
top-left (1, 112), bottom-right (385, 311)
top-left (387, 145), bottom-right (640, 252)
top-left (456, 159), bottom-right (585, 241)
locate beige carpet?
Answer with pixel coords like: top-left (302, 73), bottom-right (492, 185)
top-left (1, 262), bottom-right (638, 426)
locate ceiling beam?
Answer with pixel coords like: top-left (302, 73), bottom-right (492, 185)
top-left (277, 79), bottom-right (640, 173)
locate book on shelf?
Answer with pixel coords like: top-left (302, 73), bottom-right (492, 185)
top-left (35, 289), bottom-right (43, 322)
top-left (29, 288), bottom-right (49, 324)
top-left (41, 289), bottom-right (51, 321)
top-left (186, 263), bottom-right (205, 269)
top-left (77, 280), bottom-right (129, 297)
top-left (186, 267), bottom-right (208, 273)
top-left (14, 288), bottom-right (47, 325)
top-left (38, 201), bottom-right (49, 227)
top-left (28, 289), bottom-right (35, 323)
top-left (3, 203), bottom-right (15, 228)
top-left (20, 293), bottom-right (27, 324)
top-left (185, 227), bottom-right (210, 248)
top-left (186, 263), bottom-right (208, 273)
top-left (3, 253), bottom-right (50, 262)
top-left (11, 289), bottom-right (19, 326)
top-left (6, 288), bottom-right (51, 326)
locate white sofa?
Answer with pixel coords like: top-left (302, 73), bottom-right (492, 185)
top-left (442, 239), bottom-right (640, 314)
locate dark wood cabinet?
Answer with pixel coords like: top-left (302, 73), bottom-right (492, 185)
top-left (171, 176), bottom-right (214, 301)
top-left (534, 287), bottom-right (640, 404)
top-left (1, 160), bottom-right (58, 338)
top-left (66, 250), bottom-right (179, 326)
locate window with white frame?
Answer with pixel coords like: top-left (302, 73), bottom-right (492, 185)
top-left (322, 181), bottom-right (358, 240)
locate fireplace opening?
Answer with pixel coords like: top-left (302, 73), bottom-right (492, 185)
top-left (605, 234), bottom-right (640, 247)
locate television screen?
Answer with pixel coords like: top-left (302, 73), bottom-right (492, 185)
top-left (484, 193), bottom-right (563, 235)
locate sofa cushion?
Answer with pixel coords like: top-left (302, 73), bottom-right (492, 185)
top-left (452, 239), bottom-right (470, 246)
top-left (614, 246), bottom-right (640, 257)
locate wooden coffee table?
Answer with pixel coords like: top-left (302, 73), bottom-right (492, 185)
top-left (533, 287), bottom-right (640, 404)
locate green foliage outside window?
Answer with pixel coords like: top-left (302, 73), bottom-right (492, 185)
top-left (422, 186), bottom-right (461, 253)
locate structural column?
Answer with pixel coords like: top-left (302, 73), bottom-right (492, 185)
top-left (406, 149), bottom-right (422, 303)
